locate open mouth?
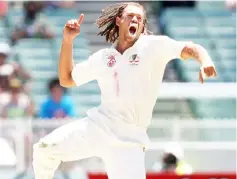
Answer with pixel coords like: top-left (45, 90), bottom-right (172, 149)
top-left (129, 26), bottom-right (137, 35)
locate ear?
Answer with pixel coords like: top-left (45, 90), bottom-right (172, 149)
top-left (116, 16), bottom-right (120, 26)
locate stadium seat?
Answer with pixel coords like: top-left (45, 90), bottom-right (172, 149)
top-left (204, 18), bottom-right (236, 27)
top-left (168, 17), bottom-right (202, 27)
top-left (20, 59), bottom-right (56, 71)
top-left (219, 49), bottom-right (236, 59)
top-left (191, 38), bottom-right (213, 50)
top-left (31, 71), bottom-right (57, 81)
top-left (191, 99), bottom-right (236, 118)
top-left (0, 19), bottom-right (5, 27)
top-left (162, 3), bottom-right (236, 118)
top-left (10, 7), bottom-right (94, 116)
top-left (214, 39), bottom-right (236, 49)
top-left (0, 27), bottom-right (6, 37)
top-left (44, 8), bottom-right (79, 18)
top-left (167, 26), bottom-right (204, 37)
top-left (162, 8), bottom-right (201, 19)
top-left (75, 104), bottom-right (94, 117)
top-left (75, 94), bottom-right (101, 106)
top-left (17, 48), bottom-right (52, 57)
top-left (73, 48), bottom-right (91, 61)
top-left (52, 37), bottom-right (90, 60)
top-left (197, 1), bottom-right (225, 10)
top-left (0, 37), bottom-right (9, 44)
top-left (223, 71), bottom-right (236, 82)
top-left (6, 8), bottom-right (24, 28)
top-left (221, 60), bottom-right (236, 72)
top-left (16, 39), bottom-right (53, 49)
top-left (200, 9), bottom-right (233, 17)
top-left (205, 27), bottom-right (236, 38)
top-left (32, 94), bottom-right (47, 108)
top-left (69, 81), bottom-right (100, 95)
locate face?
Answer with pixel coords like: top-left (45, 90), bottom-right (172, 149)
top-left (116, 5), bottom-right (145, 42)
top-left (51, 86), bottom-right (63, 102)
top-left (0, 53), bottom-right (7, 66)
top-left (25, 2), bottom-right (38, 17)
top-left (162, 153), bottom-right (177, 165)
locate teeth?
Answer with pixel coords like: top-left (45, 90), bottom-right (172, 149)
top-left (130, 24), bottom-right (137, 28)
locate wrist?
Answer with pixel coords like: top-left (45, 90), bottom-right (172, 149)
top-left (200, 58), bottom-right (214, 67)
top-left (196, 45), bottom-right (213, 67)
top-left (63, 37), bottom-right (73, 44)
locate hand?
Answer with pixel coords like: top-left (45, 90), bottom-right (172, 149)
top-left (199, 65), bottom-right (217, 83)
top-left (63, 14), bottom-right (84, 41)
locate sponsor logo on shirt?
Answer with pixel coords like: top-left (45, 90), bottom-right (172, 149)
top-left (107, 55), bottom-right (116, 67)
top-left (129, 54), bottom-right (140, 65)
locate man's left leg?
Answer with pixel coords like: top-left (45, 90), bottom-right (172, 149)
top-left (103, 144), bottom-right (146, 179)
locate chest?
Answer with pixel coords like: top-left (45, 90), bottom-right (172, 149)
top-left (47, 102), bottom-right (66, 113)
top-left (99, 45), bottom-right (154, 81)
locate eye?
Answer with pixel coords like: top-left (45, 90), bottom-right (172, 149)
top-left (137, 16), bottom-right (142, 21)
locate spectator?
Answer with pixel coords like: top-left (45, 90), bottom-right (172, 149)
top-left (152, 142), bottom-right (193, 175)
top-left (0, 43), bottom-right (12, 92)
top-left (0, 78), bottom-right (35, 119)
top-left (44, 1), bottom-right (76, 9)
top-left (0, 0), bottom-right (8, 19)
top-left (10, 1), bottom-right (54, 45)
top-left (0, 43), bottom-right (31, 92)
top-left (59, 1), bottom-right (76, 8)
top-left (39, 78), bottom-right (77, 119)
top-left (226, 0), bottom-right (236, 11)
top-left (0, 80), bottom-right (34, 174)
top-left (0, 137), bottom-right (16, 166)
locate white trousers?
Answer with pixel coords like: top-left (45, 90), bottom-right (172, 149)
top-left (33, 118), bottom-right (146, 179)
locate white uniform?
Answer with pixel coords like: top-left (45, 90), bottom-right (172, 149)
top-left (33, 35), bottom-right (189, 179)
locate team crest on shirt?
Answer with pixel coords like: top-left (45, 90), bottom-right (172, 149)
top-left (107, 54), bottom-right (116, 67)
top-left (129, 54), bottom-right (140, 66)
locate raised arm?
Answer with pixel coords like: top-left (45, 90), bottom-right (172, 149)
top-left (58, 14), bottom-right (84, 88)
top-left (180, 43), bottom-right (217, 83)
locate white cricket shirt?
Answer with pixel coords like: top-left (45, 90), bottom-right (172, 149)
top-left (72, 35), bottom-right (189, 146)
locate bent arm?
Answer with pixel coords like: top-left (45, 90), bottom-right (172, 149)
top-left (161, 36), bottom-right (213, 66)
top-left (181, 43), bottom-right (213, 66)
top-left (162, 36), bottom-right (216, 83)
top-left (58, 38), bottom-right (76, 88)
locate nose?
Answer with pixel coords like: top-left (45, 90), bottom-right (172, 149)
top-left (131, 16), bottom-right (138, 23)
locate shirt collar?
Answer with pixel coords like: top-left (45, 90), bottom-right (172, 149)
top-left (111, 34), bottom-right (145, 54)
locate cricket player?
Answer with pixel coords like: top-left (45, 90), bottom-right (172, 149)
top-left (33, 2), bottom-right (217, 179)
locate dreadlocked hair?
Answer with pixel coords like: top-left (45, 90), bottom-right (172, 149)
top-left (96, 2), bottom-right (151, 43)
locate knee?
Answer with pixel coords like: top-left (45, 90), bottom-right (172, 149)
top-left (33, 141), bottom-right (60, 168)
top-left (33, 142), bottom-right (43, 158)
top-left (32, 141), bottom-right (61, 171)
top-left (33, 141), bottom-right (52, 158)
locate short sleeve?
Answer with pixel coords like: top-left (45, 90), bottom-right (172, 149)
top-left (71, 52), bottom-right (100, 86)
top-left (39, 102), bottom-right (49, 118)
top-left (164, 37), bottom-right (192, 61)
top-left (67, 102), bottom-right (77, 117)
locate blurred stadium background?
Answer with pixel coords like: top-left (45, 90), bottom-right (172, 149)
top-left (0, 1), bottom-right (236, 179)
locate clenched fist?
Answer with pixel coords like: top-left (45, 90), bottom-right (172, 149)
top-left (63, 14), bottom-right (84, 41)
top-left (199, 65), bottom-right (217, 83)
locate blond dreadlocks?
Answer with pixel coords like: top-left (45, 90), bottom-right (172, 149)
top-left (96, 2), bottom-right (151, 43)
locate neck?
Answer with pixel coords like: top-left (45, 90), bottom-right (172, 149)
top-left (116, 36), bottom-right (136, 54)
top-left (51, 96), bottom-right (61, 103)
top-left (26, 12), bottom-right (36, 20)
